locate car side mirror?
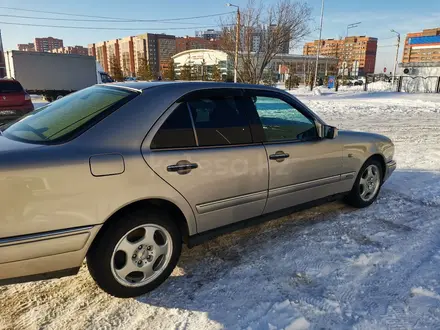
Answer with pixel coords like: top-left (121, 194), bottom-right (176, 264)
top-left (324, 125), bottom-right (338, 139)
top-left (315, 121), bottom-right (338, 139)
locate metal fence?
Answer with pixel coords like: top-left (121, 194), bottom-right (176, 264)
top-left (364, 74), bottom-right (440, 93)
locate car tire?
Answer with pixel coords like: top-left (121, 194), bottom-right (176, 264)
top-left (87, 208), bottom-right (182, 298)
top-left (344, 159), bottom-right (383, 208)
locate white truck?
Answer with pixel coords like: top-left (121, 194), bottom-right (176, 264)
top-left (4, 51), bottom-right (113, 101)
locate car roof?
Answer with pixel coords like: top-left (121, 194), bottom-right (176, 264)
top-left (106, 81), bottom-right (277, 92)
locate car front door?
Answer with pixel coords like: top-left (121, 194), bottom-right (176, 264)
top-left (244, 89), bottom-right (344, 214)
top-left (142, 89), bottom-right (269, 233)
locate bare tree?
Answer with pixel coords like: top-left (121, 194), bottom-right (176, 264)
top-left (220, 0), bottom-right (311, 84)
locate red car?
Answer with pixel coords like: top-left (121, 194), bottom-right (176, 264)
top-left (0, 78), bottom-right (34, 124)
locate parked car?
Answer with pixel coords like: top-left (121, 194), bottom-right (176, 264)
top-left (0, 78), bottom-right (34, 125)
top-left (0, 82), bottom-right (396, 298)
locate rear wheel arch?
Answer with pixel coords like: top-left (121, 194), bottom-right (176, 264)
top-left (88, 199), bottom-right (191, 256)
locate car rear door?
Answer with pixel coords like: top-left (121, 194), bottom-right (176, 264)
top-left (142, 89), bottom-right (269, 233)
top-left (244, 89), bottom-right (344, 214)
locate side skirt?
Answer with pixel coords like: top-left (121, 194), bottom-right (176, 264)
top-left (187, 192), bottom-right (347, 248)
top-left (0, 267), bottom-right (80, 286)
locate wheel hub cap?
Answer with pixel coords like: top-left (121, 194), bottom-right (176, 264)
top-left (110, 224), bottom-right (173, 287)
top-left (359, 164), bottom-right (381, 202)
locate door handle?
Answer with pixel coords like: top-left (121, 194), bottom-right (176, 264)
top-left (167, 160), bottom-right (198, 174)
top-left (269, 151), bottom-right (290, 162)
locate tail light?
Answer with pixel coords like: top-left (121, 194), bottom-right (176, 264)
top-left (24, 93), bottom-right (31, 101)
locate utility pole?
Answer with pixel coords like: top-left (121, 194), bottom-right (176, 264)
top-left (391, 29), bottom-right (400, 85)
top-left (312, 0), bottom-right (325, 90)
top-left (227, 3), bottom-right (240, 83)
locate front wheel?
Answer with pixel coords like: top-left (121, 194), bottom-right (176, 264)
top-left (87, 209), bottom-right (182, 298)
top-left (345, 159), bottom-right (383, 208)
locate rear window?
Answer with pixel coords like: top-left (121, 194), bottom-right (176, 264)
top-left (2, 85), bottom-right (138, 144)
top-left (0, 80), bottom-right (24, 93)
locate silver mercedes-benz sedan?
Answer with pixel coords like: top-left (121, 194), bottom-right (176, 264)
top-left (0, 82), bottom-right (396, 298)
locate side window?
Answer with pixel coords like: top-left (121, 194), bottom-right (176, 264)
top-left (188, 96), bottom-right (252, 146)
top-left (253, 96), bottom-right (317, 142)
top-left (151, 103), bottom-right (196, 149)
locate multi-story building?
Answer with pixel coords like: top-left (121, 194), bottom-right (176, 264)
top-left (303, 36), bottom-right (378, 76)
top-left (119, 36), bottom-right (135, 77)
top-left (402, 27), bottom-right (440, 64)
top-left (94, 42), bottom-right (108, 73)
top-left (88, 44), bottom-right (96, 57)
top-left (156, 34), bottom-right (177, 73)
top-left (17, 43), bottom-right (35, 52)
top-left (34, 37), bottom-right (63, 52)
top-left (238, 25), bottom-right (289, 54)
top-left (196, 29), bottom-right (221, 41)
top-left (134, 33), bottom-right (176, 75)
top-left (89, 33), bottom-right (176, 78)
top-left (50, 46), bottom-right (88, 56)
top-left (106, 39), bottom-right (120, 76)
top-left (268, 24), bottom-right (290, 54)
top-left (0, 30), bottom-right (5, 77)
top-left (176, 36), bottom-right (220, 53)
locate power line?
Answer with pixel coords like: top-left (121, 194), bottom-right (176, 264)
top-left (0, 14), bottom-right (211, 25)
top-left (0, 21), bottom-right (226, 30)
top-left (0, 6), bottom-right (234, 22)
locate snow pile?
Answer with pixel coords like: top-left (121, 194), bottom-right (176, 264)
top-left (367, 80), bottom-right (393, 91)
top-left (1, 92), bottom-right (440, 330)
top-left (313, 88), bottom-right (322, 96)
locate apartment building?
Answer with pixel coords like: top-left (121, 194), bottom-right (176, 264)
top-left (303, 36), bottom-right (378, 76)
top-left (50, 46), bottom-right (88, 56)
top-left (119, 36), bottom-right (135, 77)
top-left (89, 33), bottom-right (176, 77)
top-left (402, 27), bottom-right (440, 64)
top-left (105, 39), bottom-right (121, 76)
top-left (176, 36), bottom-right (220, 53)
top-left (238, 25), bottom-right (289, 54)
top-left (90, 41), bottom-right (108, 73)
top-left (17, 43), bottom-right (35, 52)
top-left (34, 37), bottom-right (63, 52)
top-left (131, 33), bottom-right (176, 75)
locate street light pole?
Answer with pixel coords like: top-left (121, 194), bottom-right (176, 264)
top-left (346, 22), bottom-right (361, 37)
top-left (227, 3), bottom-right (240, 83)
top-left (391, 29), bottom-right (400, 85)
top-left (312, 0), bottom-right (325, 90)
top-left (343, 22), bottom-right (361, 79)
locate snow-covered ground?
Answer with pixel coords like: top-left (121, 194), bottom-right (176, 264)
top-left (1, 91), bottom-right (440, 330)
top-left (30, 95), bottom-right (48, 109)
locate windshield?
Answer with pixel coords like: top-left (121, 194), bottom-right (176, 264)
top-left (0, 80), bottom-right (24, 93)
top-left (2, 85), bottom-right (138, 144)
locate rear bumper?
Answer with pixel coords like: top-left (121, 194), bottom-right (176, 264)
top-left (0, 225), bottom-right (101, 285)
top-left (384, 160), bottom-right (396, 182)
top-left (0, 104), bottom-right (34, 123)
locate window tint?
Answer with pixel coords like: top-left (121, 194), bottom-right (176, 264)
top-left (151, 103), bottom-right (196, 149)
top-left (253, 96), bottom-right (317, 142)
top-left (188, 96), bottom-right (252, 146)
top-left (2, 86), bottom-right (137, 144)
top-left (0, 81), bottom-right (23, 93)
